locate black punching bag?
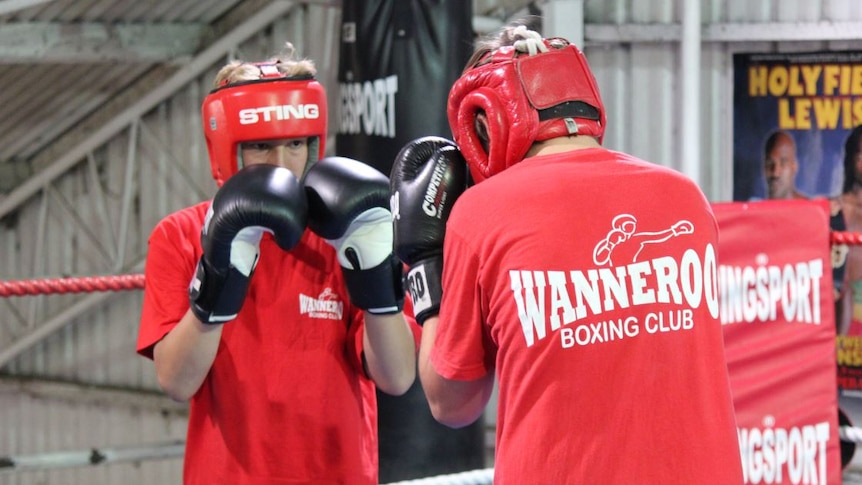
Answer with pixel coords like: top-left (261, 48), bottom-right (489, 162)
top-left (335, 1), bottom-right (484, 482)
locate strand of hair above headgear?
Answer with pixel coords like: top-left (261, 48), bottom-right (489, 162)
top-left (446, 25), bottom-right (606, 183)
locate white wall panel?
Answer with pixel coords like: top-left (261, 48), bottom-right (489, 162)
top-left (0, 392), bottom-right (186, 485)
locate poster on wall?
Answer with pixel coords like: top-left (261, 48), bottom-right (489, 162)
top-left (732, 51), bottom-right (862, 202)
top-left (732, 51), bottom-right (862, 406)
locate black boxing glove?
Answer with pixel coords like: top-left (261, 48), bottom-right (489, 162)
top-left (390, 136), bottom-right (468, 325)
top-left (189, 164), bottom-right (307, 324)
top-left (303, 156), bottom-right (404, 314)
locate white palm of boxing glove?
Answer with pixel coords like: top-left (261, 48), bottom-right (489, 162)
top-left (324, 207), bottom-right (393, 270)
top-left (190, 164), bottom-right (308, 324)
top-left (229, 226), bottom-right (269, 276)
top-left (304, 156), bottom-right (405, 314)
top-left (200, 203), bottom-right (267, 276)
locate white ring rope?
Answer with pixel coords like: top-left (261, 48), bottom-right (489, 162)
top-left (0, 439), bottom-right (492, 484)
top-left (382, 468), bottom-right (494, 485)
top-left (842, 425), bottom-right (862, 444)
top-left (6, 425), bottom-right (862, 480)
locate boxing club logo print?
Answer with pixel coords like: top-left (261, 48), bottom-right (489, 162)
top-left (298, 287), bottom-right (344, 320)
top-left (509, 213), bottom-right (720, 348)
top-left (593, 214), bottom-right (694, 266)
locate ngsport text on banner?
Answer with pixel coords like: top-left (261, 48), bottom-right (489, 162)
top-left (715, 199), bottom-right (841, 484)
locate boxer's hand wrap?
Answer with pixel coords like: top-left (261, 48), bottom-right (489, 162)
top-left (189, 164), bottom-right (308, 324)
top-left (390, 136), bottom-right (468, 325)
top-left (404, 256), bottom-right (444, 326)
top-left (304, 157), bottom-right (405, 314)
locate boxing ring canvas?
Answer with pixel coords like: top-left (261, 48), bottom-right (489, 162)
top-left (715, 199), bottom-right (842, 484)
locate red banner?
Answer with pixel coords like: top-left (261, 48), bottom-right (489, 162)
top-left (714, 199), bottom-right (841, 484)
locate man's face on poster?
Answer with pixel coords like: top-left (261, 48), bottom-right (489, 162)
top-left (764, 138), bottom-right (798, 199)
top-left (853, 137), bottom-right (862, 187)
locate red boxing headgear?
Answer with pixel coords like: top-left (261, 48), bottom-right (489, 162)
top-left (447, 37), bottom-right (605, 183)
top-left (202, 69), bottom-right (327, 186)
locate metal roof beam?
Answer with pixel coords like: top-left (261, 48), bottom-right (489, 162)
top-left (0, 21), bottom-right (207, 63)
top-left (586, 21), bottom-right (862, 44)
top-left (0, 0), bottom-right (298, 222)
top-left (0, 0), bottom-right (55, 16)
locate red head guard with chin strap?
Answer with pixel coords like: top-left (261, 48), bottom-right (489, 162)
top-left (202, 64), bottom-right (328, 186)
top-left (447, 37), bottom-right (605, 183)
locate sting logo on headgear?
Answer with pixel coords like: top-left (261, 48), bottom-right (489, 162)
top-left (202, 66), bottom-right (328, 186)
top-left (447, 34), bottom-right (606, 184)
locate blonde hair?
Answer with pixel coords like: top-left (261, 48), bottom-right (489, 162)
top-left (212, 42), bottom-right (317, 89)
top-left (464, 23), bottom-right (569, 72)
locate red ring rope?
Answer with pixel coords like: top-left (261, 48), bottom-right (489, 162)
top-left (0, 274), bottom-right (144, 297)
top-left (0, 230), bottom-right (860, 298)
top-left (832, 231), bottom-right (862, 246)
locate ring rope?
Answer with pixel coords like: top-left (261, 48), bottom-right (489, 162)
top-left (0, 438), bottom-right (493, 484)
top-left (842, 425), bottom-right (862, 444)
top-left (0, 230), bottom-right (859, 298)
top-left (832, 231), bottom-right (862, 245)
top-left (382, 469), bottom-right (494, 485)
top-left (0, 274), bottom-right (144, 297)
top-left (6, 428), bottom-right (862, 477)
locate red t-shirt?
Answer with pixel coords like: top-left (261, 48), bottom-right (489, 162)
top-left (137, 201), bottom-right (377, 485)
top-left (434, 148), bottom-right (744, 484)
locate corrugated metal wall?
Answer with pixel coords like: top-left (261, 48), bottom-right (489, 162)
top-left (0, 4), bottom-right (340, 483)
top-left (1, 0), bottom-right (861, 482)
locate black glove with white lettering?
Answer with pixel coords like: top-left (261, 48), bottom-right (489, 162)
top-left (390, 136), bottom-right (468, 325)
